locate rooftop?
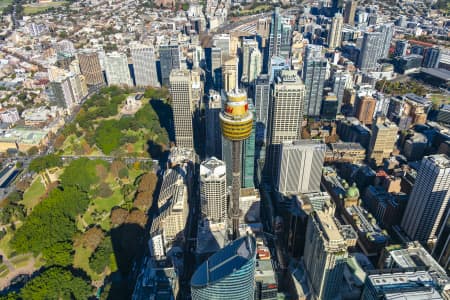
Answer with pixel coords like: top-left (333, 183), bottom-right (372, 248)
top-left (191, 235), bottom-right (256, 288)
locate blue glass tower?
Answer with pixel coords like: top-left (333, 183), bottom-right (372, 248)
top-left (191, 235), bottom-right (257, 300)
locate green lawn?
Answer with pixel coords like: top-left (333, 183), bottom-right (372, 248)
top-left (23, 1), bottom-right (67, 15)
top-left (0, 230), bottom-right (14, 257)
top-left (80, 188), bottom-right (123, 231)
top-left (0, 264), bottom-right (9, 278)
top-left (9, 254), bottom-right (33, 268)
top-left (21, 175), bottom-right (46, 213)
top-left (73, 245), bottom-right (102, 281)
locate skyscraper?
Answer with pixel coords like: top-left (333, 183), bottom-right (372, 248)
top-left (303, 45), bottom-right (327, 117)
top-left (200, 157), bottom-right (227, 223)
top-left (130, 44), bottom-right (159, 87)
top-left (358, 31), bottom-right (383, 72)
top-left (328, 13), bottom-right (344, 49)
top-left (248, 48), bottom-right (262, 84)
top-left (254, 74), bottom-right (271, 142)
top-left (379, 23), bottom-right (394, 59)
top-left (423, 47), bottom-right (441, 68)
top-left (213, 34), bottom-right (231, 57)
top-left (104, 52), bottom-right (133, 87)
top-left (242, 39), bottom-right (259, 84)
top-left (160, 44), bottom-right (181, 86)
top-left (280, 18), bottom-right (292, 59)
top-left (304, 210), bottom-right (351, 299)
top-left (268, 7), bottom-right (282, 59)
top-left (191, 235), bottom-right (256, 300)
top-left (211, 47), bottom-right (223, 90)
top-left (77, 50), bottom-right (104, 87)
top-left (277, 140), bottom-right (326, 195)
top-left (206, 91), bottom-right (222, 158)
top-left (222, 56), bottom-right (238, 93)
top-left (343, 0), bottom-right (357, 25)
top-left (169, 70), bottom-right (194, 149)
top-left (368, 118), bottom-right (398, 165)
top-left (242, 103), bottom-right (256, 188)
top-left (401, 155), bottom-right (450, 244)
top-left (267, 70), bottom-right (305, 181)
top-left (333, 71), bottom-right (352, 111)
top-left (220, 89), bottom-right (253, 239)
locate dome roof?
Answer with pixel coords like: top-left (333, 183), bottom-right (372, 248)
top-left (346, 183), bottom-right (360, 199)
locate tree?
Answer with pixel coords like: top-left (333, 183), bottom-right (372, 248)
top-left (111, 160), bottom-right (126, 178)
top-left (26, 146), bottom-right (39, 156)
top-left (95, 120), bottom-right (123, 155)
top-left (42, 242), bottom-right (73, 266)
top-left (118, 168), bottom-right (129, 179)
top-left (126, 209), bottom-right (147, 227)
top-left (11, 187), bottom-right (89, 255)
top-left (89, 236), bottom-right (114, 274)
top-left (96, 182), bottom-right (113, 198)
top-left (29, 154), bottom-right (63, 173)
top-left (75, 226), bottom-right (105, 250)
top-left (110, 208), bottom-right (129, 226)
top-left (7, 191), bottom-right (22, 204)
top-left (20, 267), bottom-right (92, 300)
top-left (59, 158), bottom-right (100, 192)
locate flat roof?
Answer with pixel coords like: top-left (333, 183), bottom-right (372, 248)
top-left (421, 68), bottom-right (450, 81)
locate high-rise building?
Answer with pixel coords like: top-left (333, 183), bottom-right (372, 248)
top-left (213, 34), bottom-right (231, 57)
top-left (368, 118), bottom-right (398, 165)
top-left (401, 155), bottom-right (450, 244)
top-left (242, 39), bottom-right (259, 84)
top-left (248, 48), bottom-right (262, 84)
top-left (104, 52), bottom-right (133, 86)
top-left (321, 93), bottom-right (339, 120)
top-left (277, 140), bottom-right (326, 195)
top-left (211, 47), bottom-right (223, 90)
top-left (362, 271), bottom-right (443, 300)
top-left (200, 157), bottom-right (227, 223)
top-left (423, 47), bottom-right (441, 68)
top-left (328, 13), bottom-right (344, 49)
top-left (268, 7), bottom-right (282, 59)
top-left (77, 50), bottom-right (104, 87)
top-left (394, 40), bottom-right (408, 57)
top-left (222, 56), bottom-right (238, 93)
top-left (343, 0), bottom-right (357, 25)
top-left (191, 235), bottom-right (257, 300)
top-left (220, 89), bottom-right (253, 239)
top-left (254, 74), bottom-right (271, 142)
top-left (333, 71), bottom-right (352, 112)
top-left (358, 31), bottom-right (383, 72)
top-left (130, 44), bottom-right (159, 87)
top-left (160, 44), bottom-right (181, 86)
top-left (303, 45), bottom-right (327, 117)
top-left (279, 18), bottom-right (292, 59)
top-left (169, 70), bottom-right (195, 149)
top-left (267, 70), bottom-right (305, 180)
top-left (379, 23), bottom-right (394, 59)
top-left (356, 96), bottom-right (376, 125)
top-left (304, 210), bottom-right (351, 300)
top-left (242, 103), bottom-right (256, 188)
top-left (206, 91), bottom-right (222, 158)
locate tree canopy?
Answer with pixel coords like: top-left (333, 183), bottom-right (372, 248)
top-left (20, 267), bottom-right (91, 300)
